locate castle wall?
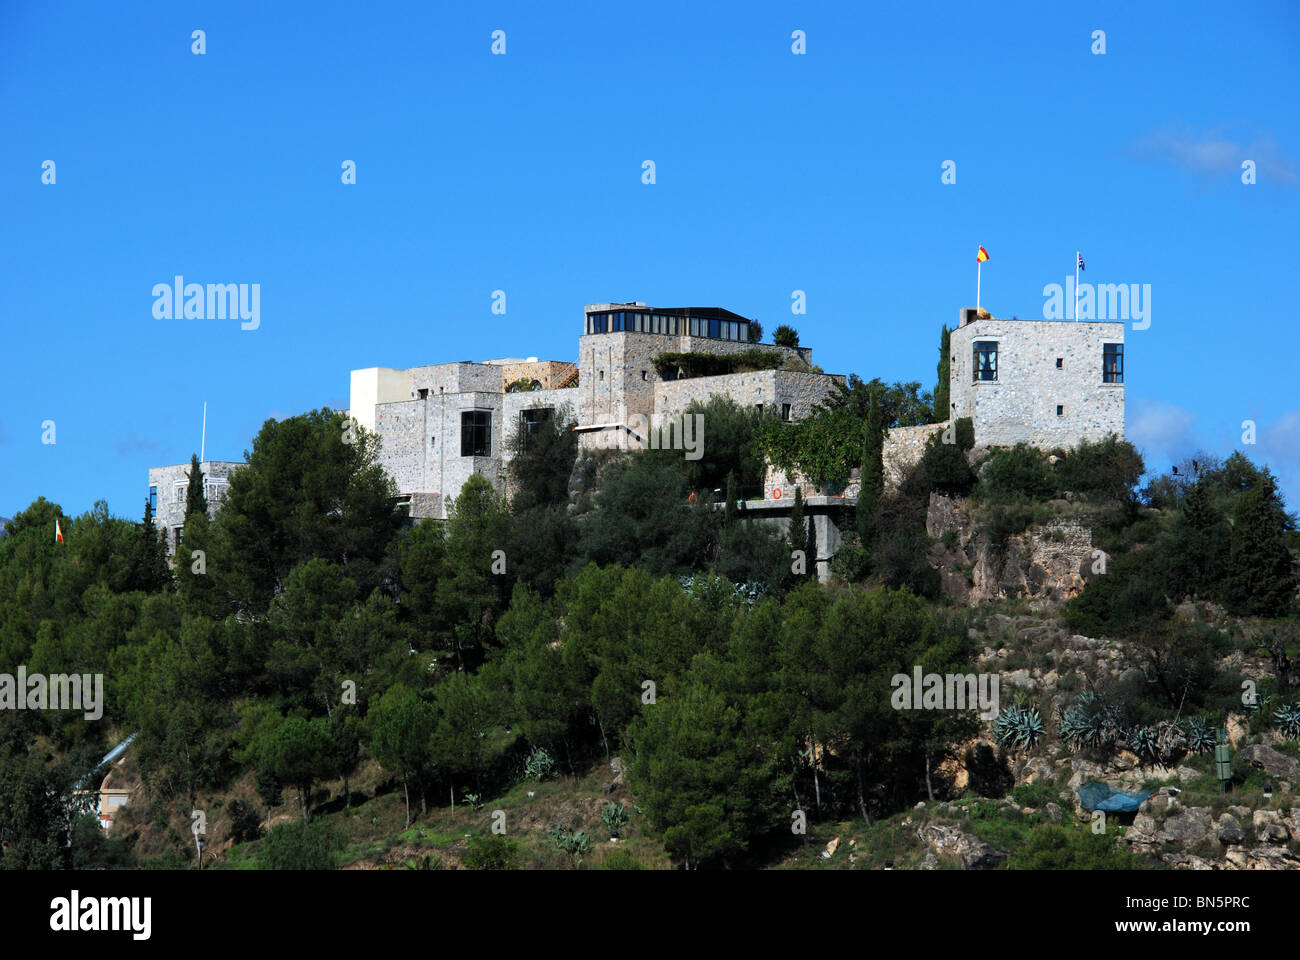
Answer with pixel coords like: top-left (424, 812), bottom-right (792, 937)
top-left (577, 332), bottom-right (816, 452)
top-left (148, 460), bottom-right (244, 554)
top-left (882, 422), bottom-right (947, 487)
top-left (375, 391), bottom-right (505, 519)
top-left (949, 316), bottom-right (1124, 449)
top-left (655, 369), bottom-right (844, 424)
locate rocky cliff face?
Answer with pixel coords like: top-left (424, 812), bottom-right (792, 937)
top-left (926, 493), bottom-right (1095, 605)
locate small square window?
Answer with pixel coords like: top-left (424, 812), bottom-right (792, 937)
top-left (1055, 358), bottom-right (1063, 369)
top-left (599, 370), bottom-right (604, 381)
top-left (1056, 405), bottom-right (1064, 416)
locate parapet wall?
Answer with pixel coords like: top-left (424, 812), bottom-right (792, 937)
top-left (883, 422), bottom-right (946, 488)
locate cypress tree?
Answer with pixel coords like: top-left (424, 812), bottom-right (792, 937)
top-left (1164, 478), bottom-right (1227, 600)
top-left (934, 324), bottom-right (951, 423)
top-left (134, 498), bottom-right (170, 591)
top-left (1224, 476), bottom-right (1295, 617)
top-left (724, 472), bottom-right (738, 529)
top-left (857, 393), bottom-right (885, 549)
top-left (788, 486), bottom-right (807, 553)
top-left (184, 453), bottom-right (208, 523)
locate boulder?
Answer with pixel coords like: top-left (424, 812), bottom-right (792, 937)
top-left (1239, 744), bottom-right (1299, 781)
top-left (1045, 802), bottom-right (1064, 823)
top-left (1253, 810), bottom-right (1290, 844)
top-left (1158, 807), bottom-right (1214, 844)
top-left (1216, 814), bottom-right (1245, 845)
top-left (919, 824), bottom-right (1007, 870)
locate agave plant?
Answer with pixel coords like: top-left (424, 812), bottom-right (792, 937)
top-left (1126, 725), bottom-right (1157, 763)
top-left (1184, 715), bottom-right (1217, 754)
top-left (993, 704), bottom-right (1044, 752)
top-left (1274, 702), bottom-right (1300, 740)
top-left (1058, 695), bottom-right (1123, 752)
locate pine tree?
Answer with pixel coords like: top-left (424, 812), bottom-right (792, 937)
top-left (183, 453), bottom-right (207, 523)
top-left (933, 324), bottom-right (951, 423)
top-left (1224, 476), bottom-right (1295, 617)
top-left (857, 393), bottom-right (884, 550)
top-left (788, 486), bottom-right (807, 553)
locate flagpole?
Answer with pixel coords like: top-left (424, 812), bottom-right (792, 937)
top-left (1074, 251), bottom-right (1079, 322)
top-left (977, 260), bottom-right (981, 313)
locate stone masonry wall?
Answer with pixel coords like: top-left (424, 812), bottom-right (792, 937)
top-left (883, 422), bottom-right (946, 488)
top-left (655, 369), bottom-right (843, 425)
top-left (577, 332), bottom-right (814, 452)
top-left (148, 460), bottom-right (244, 554)
top-left (949, 317), bottom-right (1124, 449)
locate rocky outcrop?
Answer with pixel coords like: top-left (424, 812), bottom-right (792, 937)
top-left (927, 494), bottom-right (1094, 605)
top-left (917, 824), bottom-right (1007, 870)
top-left (1238, 744), bottom-right (1299, 781)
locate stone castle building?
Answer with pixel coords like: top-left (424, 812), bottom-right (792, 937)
top-left (148, 303), bottom-right (1125, 568)
top-left (347, 302), bottom-right (845, 519)
top-left (147, 459), bottom-right (243, 554)
top-left (878, 308), bottom-right (1125, 486)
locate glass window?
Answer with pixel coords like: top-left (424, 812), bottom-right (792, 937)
top-left (739, 322), bottom-right (749, 342)
top-left (689, 317), bottom-right (698, 336)
top-left (973, 341), bottom-right (998, 382)
top-left (520, 407), bottom-right (553, 452)
top-left (461, 410), bottom-right (492, 457)
top-left (149, 486), bottom-right (157, 511)
top-left (781, 403), bottom-right (792, 421)
top-left (709, 317), bottom-right (719, 338)
top-left (1103, 344), bottom-right (1123, 383)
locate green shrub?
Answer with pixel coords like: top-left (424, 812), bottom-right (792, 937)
top-left (258, 817), bottom-right (344, 870)
top-left (652, 349), bottom-right (782, 380)
top-left (597, 848), bottom-right (647, 870)
top-left (978, 444), bottom-right (1055, 503)
top-left (1008, 826), bottom-right (1140, 869)
top-left (1010, 782), bottom-right (1062, 809)
top-left (1054, 435), bottom-right (1144, 503)
top-left (226, 799), bottom-right (263, 845)
top-left (462, 835), bottom-right (522, 870)
top-left (921, 431), bottom-right (975, 494)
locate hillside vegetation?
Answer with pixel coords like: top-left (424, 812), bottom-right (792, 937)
top-left (2, 381), bottom-right (1297, 870)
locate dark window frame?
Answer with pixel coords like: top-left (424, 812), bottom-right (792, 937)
top-left (1103, 343), bottom-right (1124, 383)
top-left (461, 410), bottom-right (492, 457)
top-left (973, 341), bottom-right (998, 382)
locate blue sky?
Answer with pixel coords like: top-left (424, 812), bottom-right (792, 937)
top-left (3, 1), bottom-right (1298, 522)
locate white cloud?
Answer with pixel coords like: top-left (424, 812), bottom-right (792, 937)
top-left (1128, 122), bottom-right (1299, 186)
top-left (1127, 398), bottom-right (1199, 462)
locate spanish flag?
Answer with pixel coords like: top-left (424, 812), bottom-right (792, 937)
top-left (55, 519), bottom-right (64, 544)
top-left (976, 246), bottom-right (990, 263)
